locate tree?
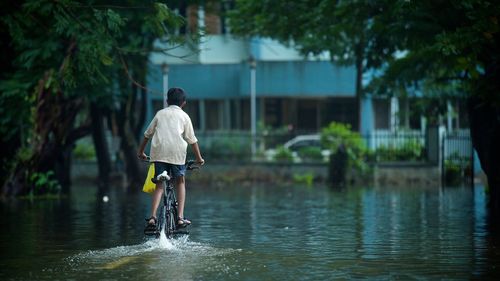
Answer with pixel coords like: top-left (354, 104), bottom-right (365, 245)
top-left (0, 0), bottom-right (185, 196)
top-left (228, 0), bottom-right (398, 130)
top-left (228, 0), bottom-right (500, 216)
top-left (373, 0), bottom-right (500, 215)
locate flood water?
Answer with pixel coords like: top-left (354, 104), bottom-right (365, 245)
top-left (1, 182), bottom-right (499, 280)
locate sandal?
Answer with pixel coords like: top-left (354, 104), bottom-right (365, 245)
top-left (144, 216), bottom-right (158, 236)
top-left (177, 217), bottom-right (191, 226)
top-left (145, 216), bottom-right (157, 228)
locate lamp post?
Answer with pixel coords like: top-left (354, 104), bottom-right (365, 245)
top-left (161, 62), bottom-right (169, 108)
top-left (249, 56), bottom-right (257, 157)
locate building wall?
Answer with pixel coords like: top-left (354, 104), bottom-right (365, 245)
top-left (146, 61), bottom-right (358, 132)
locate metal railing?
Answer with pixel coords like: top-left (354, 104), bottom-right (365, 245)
top-left (441, 130), bottom-right (474, 186)
top-left (191, 130), bottom-right (429, 163)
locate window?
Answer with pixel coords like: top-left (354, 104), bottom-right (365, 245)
top-left (184, 100), bottom-right (200, 130)
top-left (264, 98), bottom-right (283, 128)
top-left (297, 99), bottom-right (318, 131)
top-left (230, 99), bottom-right (250, 130)
top-left (205, 100), bottom-right (222, 130)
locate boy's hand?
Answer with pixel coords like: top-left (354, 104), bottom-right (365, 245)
top-left (137, 152), bottom-right (148, 161)
top-left (196, 158), bottom-right (205, 166)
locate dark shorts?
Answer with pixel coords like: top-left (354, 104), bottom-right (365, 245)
top-left (152, 162), bottom-right (186, 184)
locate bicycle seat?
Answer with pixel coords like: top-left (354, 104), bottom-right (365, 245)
top-left (156, 171), bottom-right (171, 182)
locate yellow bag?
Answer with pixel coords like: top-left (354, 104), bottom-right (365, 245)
top-left (142, 164), bottom-right (156, 193)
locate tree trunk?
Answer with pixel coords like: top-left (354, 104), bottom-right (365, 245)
top-left (114, 75), bottom-right (144, 191)
top-left (468, 96), bottom-right (500, 216)
top-left (115, 107), bottom-right (142, 191)
top-left (1, 71), bottom-right (87, 196)
top-left (90, 102), bottom-right (112, 188)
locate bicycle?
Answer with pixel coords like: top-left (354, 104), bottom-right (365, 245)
top-left (143, 159), bottom-right (200, 239)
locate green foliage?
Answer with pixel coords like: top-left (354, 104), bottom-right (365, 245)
top-left (293, 172), bottom-right (315, 187)
top-left (0, 75), bottom-right (34, 145)
top-left (444, 152), bottom-right (471, 186)
top-left (206, 135), bottom-right (251, 160)
top-left (374, 140), bottom-right (425, 162)
top-left (444, 162), bottom-right (462, 186)
top-left (29, 171), bottom-right (61, 195)
top-left (365, 0), bottom-right (500, 103)
top-left (274, 145), bottom-right (294, 162)
top-left (229, 0), bottom-right (500, 104)
top-left (321, 122), bottom-right (368, 171)
top-left (0, 1), bottom-right (191, 192)
top-left (73, 143), bottom-right (96, 160)
top-left (297, 146), bottom-right (323, 162)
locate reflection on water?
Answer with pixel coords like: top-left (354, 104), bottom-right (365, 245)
top-left (1, 182), bottom-right (499, 280)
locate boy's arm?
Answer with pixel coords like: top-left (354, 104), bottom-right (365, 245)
top-left (190, 142), bottom-right (205, 165)
top-left (137, 137), bottom-right (150, 160)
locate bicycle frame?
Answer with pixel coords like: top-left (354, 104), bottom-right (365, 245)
top-left (156, 177), bottom-right (183, 239)
top-left (147, 160), bottom-right (199, 239)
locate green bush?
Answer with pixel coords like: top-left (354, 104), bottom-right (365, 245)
top-left (443, 153), bottom-right (470, 185)
top-left (29, 170), bottom-right (61, 195)
top-left (207, 136), bottom-right (251, 160)
top-left (444, 161), bottom-right (462, 186)
top-left (73, 142), bottom-right (96, 160)
top-left (321, 122), bottom-right (368, 171)
top-left (375, 140), bottom-right (424, 161)
top-left (274, 145), bottom-right (294, 162)
top-left (298, 146), bottom-right (323, 162)
top-left (293, 172), bottom-right (315, 186)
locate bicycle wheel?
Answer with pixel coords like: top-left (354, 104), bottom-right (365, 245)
top-left (156, 205), bottom-right (166, 238)
top-left (164, 191), bottom-right (176, 239)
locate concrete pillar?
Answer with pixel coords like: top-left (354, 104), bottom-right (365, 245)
top-left (426, 126), bottom-right (443, 165)
top-left (390, 96), bottom-right (399, 132)
top-left (199, 99), bottom-right (206, 132)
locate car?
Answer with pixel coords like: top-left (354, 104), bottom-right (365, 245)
top-left (265, 134), bottom-right (331, 162)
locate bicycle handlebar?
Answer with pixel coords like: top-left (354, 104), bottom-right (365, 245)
top-left (140, 156), bottom-right (202, 171)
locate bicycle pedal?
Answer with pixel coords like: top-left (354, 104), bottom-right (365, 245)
top-left (144, 228), bottom-right (159, 236)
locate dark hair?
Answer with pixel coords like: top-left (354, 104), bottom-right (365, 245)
top-left (167, 87), bottom-right (186, 106)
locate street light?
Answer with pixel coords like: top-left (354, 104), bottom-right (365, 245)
top-left (249, 56), bottom-right (257, 158)
top-left (161, 62), bottom-right (169, 108)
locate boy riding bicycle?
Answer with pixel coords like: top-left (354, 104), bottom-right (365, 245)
top-left (137, 87), bottom-right (204, 232)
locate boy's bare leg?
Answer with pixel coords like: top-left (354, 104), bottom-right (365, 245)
top-left (148, 183), bottom-right (163, 224)
top-left (175, 176), bottom-right (190, 224)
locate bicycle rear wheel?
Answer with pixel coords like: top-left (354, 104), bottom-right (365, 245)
top-left (164, 191), bottom-right (176, 239)
top-left (156, 205), bottom-right (166, 238)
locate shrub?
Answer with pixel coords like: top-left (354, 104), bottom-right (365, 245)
top-left (73, 142), bottom-right (96, 160)
top-left (208, 136), bottom-right (251, 160)
top-left (321, 122), bottom-right (368, 171)
top-left (375, 140), bottom-right (425, 161)
top-left (297, 146), bottom-right (323, 162)
top-left (293, 172), bottom-right (315, 186)
top-left (274, 145), bottom-right (294, 162)
top-left (29, 170), bottom-right (61, 195)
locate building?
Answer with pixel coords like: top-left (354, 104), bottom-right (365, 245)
top-left (146, 3), bottom-right (360, 135)
top-left (146, 3), bottom-right (471, 136)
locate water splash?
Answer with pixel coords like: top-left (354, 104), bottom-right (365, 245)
top-left (66, 232), bottom-right (238, 271)
top-left (158, 229), bottom-right (174, 249)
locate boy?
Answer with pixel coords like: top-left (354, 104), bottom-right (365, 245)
top-left (137, 87), bottom-right (204, 230)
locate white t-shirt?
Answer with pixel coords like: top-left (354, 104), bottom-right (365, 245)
top-left (144, 105), bottom-right (198, 165)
